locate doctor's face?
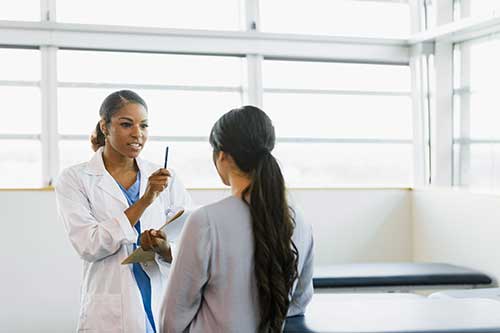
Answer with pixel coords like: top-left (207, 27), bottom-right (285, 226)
top-left (102, 103), bottom-right (148, 159)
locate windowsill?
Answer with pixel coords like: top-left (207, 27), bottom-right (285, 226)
top-left (412, 186), bottom-right (500, 197)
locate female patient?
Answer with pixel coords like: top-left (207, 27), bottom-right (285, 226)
top-left (156, 106), bottom-right (314, 332)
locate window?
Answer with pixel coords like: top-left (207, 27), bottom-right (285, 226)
top-left (0, 1), bottom-right (415, 189)
top-left (453, 38), bottom-right (500, 189)
top-left (56, 0), bottom-right (242, 30)
top-left (423, 0), bottom-right (436, 29)
top-left (0, 48), bottom-right (41, 187)
top-left (0, 0), bottom-right (39, 21)
top-left (454, 0), bottom-right (500, 20)
top-left (260, 0), bottom-right (410, 38)
top-left (424, 0), bottom-right (463, 28)
top-left (263, 60), bottom-right (412, 187)
top-left (57, 50), bottom-right (243, 187)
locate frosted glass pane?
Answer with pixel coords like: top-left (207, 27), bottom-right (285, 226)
top-left (261, 0), bottom-right (410, 37)
top-left (264, 93), bottom-right (412, 139)
top-left (141, 141), bottom-right (220, 188)
top-left (61, 140), bottom-right (413, 187)
top-left (0, 87), bottom-right (41, 134)
top-left (454, 143), bottom-right (500, 190)
top-left (60, 140), bottom-right (221, 188)
top-left (59, 140), bottom-right (96, 172)
top-left (469, 40), bottom-right (500, 91)
top-left (0, 0), bottom-right (39, 21)
top-left (58, 51), bottom-right (243, 87)
top-left (58, 88), bottom-right (242, 136)
top-left (264, 60), bottom-right (410, 92)
top-left (0, 140), bottom-right (41, 188)
top-left (0, 49), bottom-right (40, 81)
top-left (57, 0), bottom-right (241, 30)
top-left (274, 143), bottom-right (413, 187)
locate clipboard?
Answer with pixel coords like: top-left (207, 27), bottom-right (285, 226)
top-left (121, 209), bottom-right (184, 264)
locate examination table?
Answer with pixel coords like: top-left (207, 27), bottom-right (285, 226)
top-left (313, 262), bottom-right (493, 292)
top-left (284, 293), bottom-right (500, 333)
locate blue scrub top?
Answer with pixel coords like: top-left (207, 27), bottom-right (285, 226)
top-left (117, 171), bottom-right (156, 333)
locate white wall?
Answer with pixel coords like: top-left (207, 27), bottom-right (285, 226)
top-left (290, 189), bottom-right (412, 265)
top-left (7, 186), bottom-right (500, 333)
top-left (412, 188), bottom-right (500, 284)
top-left (0, 188), bottom-right (412, 332)
top-left (191, 188), bottom-right (414, 265)
top-left (1, 191), bottom-right (81, 333)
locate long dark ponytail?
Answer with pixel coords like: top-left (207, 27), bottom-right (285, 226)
top-left (210, 106), bottom-right (298, 332)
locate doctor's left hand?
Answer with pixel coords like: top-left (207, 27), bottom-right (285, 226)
top-left (141, 229), bottom-right (172, 263)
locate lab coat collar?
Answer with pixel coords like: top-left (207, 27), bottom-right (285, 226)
top-left (135, 155), bottom-right (148, 198)
top-left (85, 147), bottom-right (106, 176)
top-left (85, 146), bottom-right (150, 207)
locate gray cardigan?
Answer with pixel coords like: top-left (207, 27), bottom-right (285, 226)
top-left (160, 195), bottom-right (314, 333)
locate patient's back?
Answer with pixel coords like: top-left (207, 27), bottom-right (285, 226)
top-left (164, 195), bottom-right (313, 333)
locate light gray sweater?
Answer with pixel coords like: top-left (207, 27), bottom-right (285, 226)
top-left (160, 195), bottom-right (314, 333)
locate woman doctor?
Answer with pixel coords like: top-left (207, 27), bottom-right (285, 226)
top-left (55, 90), bottom-right (192, 333)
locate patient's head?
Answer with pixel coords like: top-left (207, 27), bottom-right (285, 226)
top-left (209, 105), bottom-right (275, 183)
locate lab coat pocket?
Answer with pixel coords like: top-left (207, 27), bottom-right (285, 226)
top-left (79, 294), bottom-right (123, 332)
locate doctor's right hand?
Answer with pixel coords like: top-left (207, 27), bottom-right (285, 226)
top-left (142, 168), bottom-right (171, 205)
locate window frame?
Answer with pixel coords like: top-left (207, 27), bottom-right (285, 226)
top-left (0, 0), bottom-right (415, 189)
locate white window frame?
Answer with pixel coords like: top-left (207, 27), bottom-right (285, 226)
top-left (0, 0), bottom-right (415, 188)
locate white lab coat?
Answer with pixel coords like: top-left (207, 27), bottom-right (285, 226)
top-left (55, 147), bottom-right (192, 333)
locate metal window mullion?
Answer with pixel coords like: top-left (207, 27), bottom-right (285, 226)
top-left (243, 54), bottom-right (263, 107)
top-left (0, 80), bottom-right (39, 87)
top-left (352, 0), bottom-right (410, 3)
top-left (242, 0), bottom-right (260, 32)
top-left (453, 87), bottom-right (471, 95)
top-left (40, 45), bottom-right (59, 186)
top-left (460, 0), bottom-right (471, 20)
top-left (40, 0), bottom-right (56, 22)
top-left (241, 0), bottom-right (262, 107)
top-left (60, 135), bottom-right (209, 142)
top-left (430, 43), bottom-right (454, 187)
top-left (457, 41), bottom-right (471, 187)
top-left (58, 82), bottom-right (241, 93)
top-left (454, 139), bottom-right (500, 145)
top-left (0, 134), bottom-right (40, 140)
top-left (427, 1), bottom-right (454, 187)
top-left (276, 138), bottom-right (412, 144)
top-left (410, 52), bottom-right (428, 186)
top-left (59, 134), bottom-right (411, 145)
top-left (449, 0), bottom-right (471, 187)
top-left (409, 0), bottom-right (425, 33)
top-left (264, 88), bottom-right (410, 97)
top-left (0, 22), bottom-right (409, 64)
top-left (408, 0), bottom-right (428, 186)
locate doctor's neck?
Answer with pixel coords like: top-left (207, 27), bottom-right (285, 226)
top-left (102, 145), bottom-right (137, 172)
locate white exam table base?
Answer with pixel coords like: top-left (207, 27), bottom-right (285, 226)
top-left (284, 294), bottom-right (500, 333)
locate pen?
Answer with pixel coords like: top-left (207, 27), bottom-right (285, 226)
top-left (164, 146), bottom-right (169, 169)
